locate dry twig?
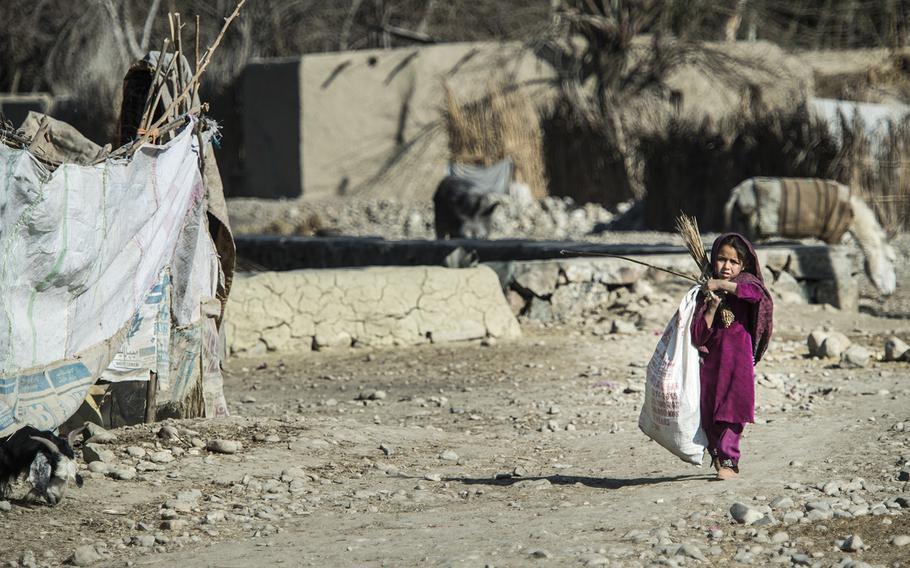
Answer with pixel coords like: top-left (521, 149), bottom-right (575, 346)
top-left (675, 213), bottom-right (710, 281)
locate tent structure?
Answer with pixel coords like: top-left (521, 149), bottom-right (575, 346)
top-left (0, 52), bottom-right (235, 436)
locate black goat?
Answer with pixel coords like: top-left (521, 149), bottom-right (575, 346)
top-left (0, 425), bottom-right (84, 506)
top-left (433, 176), bottom-right (502, 239)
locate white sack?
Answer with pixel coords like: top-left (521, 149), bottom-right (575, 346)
top-left (638, 286), bottom-right (707, 465)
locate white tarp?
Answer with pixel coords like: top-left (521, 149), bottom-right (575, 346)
top-left (811, 97), bottom-right (910, 152)
top-left (0, 121), bottom-right (208, 437)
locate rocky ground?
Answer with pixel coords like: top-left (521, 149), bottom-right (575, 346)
top-left (2, 280), bottom-right (910, 567)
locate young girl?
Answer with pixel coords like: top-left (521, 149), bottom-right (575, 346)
top-left (691, 233), bottom-right (773, 480)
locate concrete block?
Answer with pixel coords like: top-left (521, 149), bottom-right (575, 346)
top-left (227, 266), bottom-right (519, 355)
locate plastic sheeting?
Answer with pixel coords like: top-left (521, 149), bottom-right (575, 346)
top-left (0, 120), bottom-right (221, 437)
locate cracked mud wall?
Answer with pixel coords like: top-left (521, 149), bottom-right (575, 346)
top-left (225, 266), bottom-right (520, 355)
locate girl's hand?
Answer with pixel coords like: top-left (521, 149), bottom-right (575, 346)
top-left (706, 278), bottom-right (736, 294)
top-left (703, 288), bottom-right (721, 310)
top-left (705, 278), bottom-right (724, 292)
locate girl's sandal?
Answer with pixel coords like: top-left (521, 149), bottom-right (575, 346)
top-left (716, 459), bottom-right (739, 480)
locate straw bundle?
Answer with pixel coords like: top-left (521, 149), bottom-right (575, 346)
top-left (442, 82), bottom-right (547, 199)
top-left (675, 213), bottom-right (710, 282)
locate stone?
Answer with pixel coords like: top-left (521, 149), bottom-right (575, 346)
top-left (579, 553), bottom-right (608, 566)
top-left (82, 443), bottom-right (116, 463)
top-left (157, 425), bottom-right (180, 440)
top-left (782, 511), bottom-right (803, 524)
top-left (840, 345), bottom-right (870, 369)
top-left (805, 501), bottom-right (831, 512)
top-left (148, 451), bottom-right (175, 464)
top-left (891, 535), bottom-right (910, 546)
top-left (730, 502), bottom-right (764, 525)
top-left (813, 257), bottom-right (858, 311)
top-left (506, 290), bottom-right (527, 316)
top-left (87, 461), bottom-right (109, 474)
top-left (137, 461), bottom-right (165, 472)
top-left (899, 470), bottom-right (910, 482)
top-left (19, 549), bottom-right (36, 567)
top-left (841, 534), bottom-right (864, 552)
top-left (679, 543), bottom-right (706, 561)
top-left (885, 337), bottom-right (910, 361)
top-left (0, 500), bottom-right (11, 512)
top-left (807, 330), bottom-right (829, 356)
top-left (132, 535), bottom-right (156, 547)
top-left (773, 271), bottom-right (806, 302)
top-left (70, 545), bottom-right (101, 566)
top-left (513, 263), bottom-right (560, 298)
top-left (769, 496), bottom-right (794, 510)
top-left (819, 333), bottom-right (851, 359)
top-left (439, 450), bottom-right (458, 461)
top-left (85, 423), bottom-right (118, 444)
top-left (207, 440), bottom-right (241, 454)
top-left (160, 520), bottom-right (189, 531)
top-left (126, 446), bottom-right (147, 459)
top-left (527, 549), bottom-right (551, 559)
top-left (610, 319), bottom-right (637, 334)
top-left (771, 531), bottom-right (789, 544)
top-left (524, 296), bottom-right (553, 322)
top-left (205, 511), bottom-right (226, 524)
top-left (109, 467), bottom-right (137, 481)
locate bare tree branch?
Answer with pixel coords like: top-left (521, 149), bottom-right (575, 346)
top-left (340, 0), bottom-right (364, 50)
top-left (140, 0), bottom-right (163, 52)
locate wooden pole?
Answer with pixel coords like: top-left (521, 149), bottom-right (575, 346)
top-left (145, 371), bottom-right (158, 423)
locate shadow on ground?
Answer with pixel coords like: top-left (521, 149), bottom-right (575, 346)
top-left (444, 473), bottom-right (712, 489)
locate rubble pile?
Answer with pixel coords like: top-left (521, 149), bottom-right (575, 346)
top-left (227, 196), bottom-right (617, 240)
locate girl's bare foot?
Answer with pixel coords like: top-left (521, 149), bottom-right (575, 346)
top-left (716, 459), bottom-right (739, 480)
top-left (716, 467), bottom-right (738, 480)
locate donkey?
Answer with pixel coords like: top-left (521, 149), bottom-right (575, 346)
top-left (724, 177), bottom-right (897, 295)
top-left (0, 425), bottom-right (85, 506)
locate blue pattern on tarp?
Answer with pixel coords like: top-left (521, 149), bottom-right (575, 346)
top-left (0, 403), bottom-right (16, 432)
top-left (48, 363), bottom-right (91, 388)
top-left (0, 361), bottom-right (93, 436)
top-left (18, 372), bottom-right (50, 393)
top-left (168, 324), bottom-right (200, 402)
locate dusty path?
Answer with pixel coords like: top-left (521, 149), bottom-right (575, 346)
top-left (2, 302), bottom-right (909, 568)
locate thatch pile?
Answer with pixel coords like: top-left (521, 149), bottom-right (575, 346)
top-left (442, 82), bottom-right (547, 199)
top-left (638, 103), bottom-right (910, 233)
top-left (540, 99), bottom-right (640, 208)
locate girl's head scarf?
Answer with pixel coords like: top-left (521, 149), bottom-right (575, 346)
top-left (705, 232), bottom-right (774, 364)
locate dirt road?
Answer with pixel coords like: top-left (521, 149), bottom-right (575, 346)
top-left (3, 300), bottom-right (909, 568)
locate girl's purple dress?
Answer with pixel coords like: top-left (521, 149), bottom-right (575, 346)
top-left (688, 233), bottom-right (773, 466)
top-left (690, 282), bottom-right (765, 425)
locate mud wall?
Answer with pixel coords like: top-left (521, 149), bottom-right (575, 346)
top-left (225, 265), bottom-right (520, 356)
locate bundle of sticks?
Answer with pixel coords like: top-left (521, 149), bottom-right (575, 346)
top-left (559, 213), bottom-right (711, 284)
top-left (103, 0), bottom-right (247, 162)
